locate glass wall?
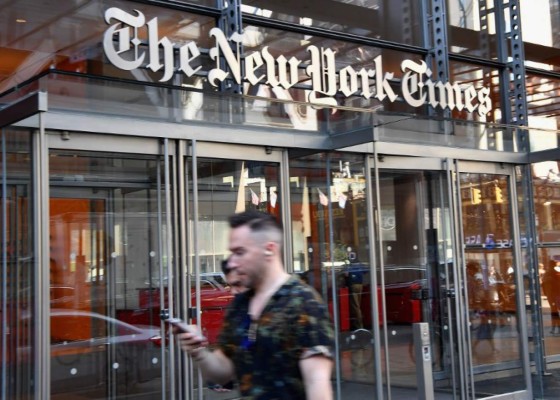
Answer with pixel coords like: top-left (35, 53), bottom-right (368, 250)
top-left (446, 0), bottom-right (498, 60)
top-left (448, 61), bottom-right (501, 124)
top-left (520, 0), bottom-right (560, 71)
top-left (533, 161), bottom-right (560, 362)
top-left (1, 126), bottom-right (35, 399)
top-left (526, 73), bottom-right (560, 133)
top-left (242, 24), bottom-right (433, 122)
top-left (0, 0), bottom-right (216, 95)
top-left (190, 157), bottom-right (281, 274)
top-left (242, 0), bottom-right (425, 46)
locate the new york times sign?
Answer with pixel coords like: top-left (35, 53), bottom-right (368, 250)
top-left (103, 7), bottom-right (492, 117)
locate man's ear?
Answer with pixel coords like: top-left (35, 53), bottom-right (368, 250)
top-left (264, 242), bottom-right (276, 256)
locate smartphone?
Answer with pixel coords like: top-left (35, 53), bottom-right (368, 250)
top-left (165, 317), bottom-right (195, 334)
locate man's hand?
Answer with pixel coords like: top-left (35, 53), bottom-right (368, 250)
top-left (174, 325), bottom-right (209, 361)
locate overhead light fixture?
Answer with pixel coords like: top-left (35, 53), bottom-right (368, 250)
top-left (544, 200), bottom-right (552, 206)
top-left (16, 18), bottom-right (27, 23)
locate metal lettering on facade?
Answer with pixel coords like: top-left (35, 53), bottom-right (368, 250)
top-left (103, 7), bottom-right (492, 117)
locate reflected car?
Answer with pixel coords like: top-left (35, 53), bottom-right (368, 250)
top-left (382, 267), bottom-right (426, 324)
top-left (135, 277), bottom-right (234, 344)
top-left (16, 309), bottom-right (163, 395)
top-left (302, 264), bottom-right (427, 328)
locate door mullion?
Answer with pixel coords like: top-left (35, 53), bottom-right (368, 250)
top-left (448, 159), bottom-right (474, 399)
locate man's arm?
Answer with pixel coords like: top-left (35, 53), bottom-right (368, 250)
top-left (191, 347), bottom-right (236, 385)
top-left (299, 355), bottom-right (333, 400)
top-left (175, 329), bottom-right (236, 385)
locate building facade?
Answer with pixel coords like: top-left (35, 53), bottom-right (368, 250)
top-left (1, 0), bottom-right (560, 399)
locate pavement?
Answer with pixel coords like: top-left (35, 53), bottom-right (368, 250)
top-left (205, 367), bottom-right (560, 399)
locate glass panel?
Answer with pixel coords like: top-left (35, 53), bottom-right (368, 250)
top-left (48, 151), bottom-right (165, 398)
top-left (448, 61), bottom-right (501, 125)
top-left (447, 0), bottom-right (498, 60)
top-left (538, 248), bottom-right (560, 355)
top-left (242, 0), bottom-right (425, 45)
top-left (460, 172), bottom-right (526, 395)
top-left (533, 160), bottom-right (560, 363)
top-left (0, 0), bottom-right (215, 92)
top-left (375, 169), bottom-right (450, 398)
top-left (520, 0), bottom-right (560, 71)
top-left (289, 153), bottom-right (375, 394)
top-left (242, 25), bottom-right (428, 116)
top-left (1, 125), bottom-right (35, 399)
top-left (533, 161), bottom-right (560, 240)
top-left (526, 73), bottom-right (560, 139)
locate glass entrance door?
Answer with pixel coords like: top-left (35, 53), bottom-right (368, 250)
top-left (371, 157), bottom-right (453, 399)
top-left (456, 162), bottom-right (531, 399)
top-left (371, 157), bottom-right (532, 399)
top-left (185, 142), bottom-right (284, 399)
top-left (47, 136), bottom-right (172, 399)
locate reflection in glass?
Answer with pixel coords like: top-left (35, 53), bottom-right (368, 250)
top-left (447, 0), bottom-right (498, 60)
top-left (460, 172), bottom-right (525, 395)
top-left (533, 161), bottom-right (560, 239)
top-left (242, 24), bottom-right (429, 120)
top-left (375, 170), bottom-right (447, 395)
top-left (1, 127), bottom-right (34, 399)
top-left (48, 152), bottom-right (165, 398)
top-left (289, 152), bottom-right (374, 384)
top-left (188, 156), bottom-right (281, 393)
top-left (533, 160), bottom-right (560, 358)
top-left (0, 0), bottom-right (215, 92)
top-left (448, 61), bottom-right (501, 125)
top-left (242, 0), bottom-right (424, 45)
top-left (191, 158), bottom-right (281, 273)
top-left (526, 74), bottom-right (560, 133)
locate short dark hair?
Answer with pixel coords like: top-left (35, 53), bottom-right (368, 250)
top-left (228, 210), bottom-right (282, 230)
top-left (228, 210), bottom-right (283, 249)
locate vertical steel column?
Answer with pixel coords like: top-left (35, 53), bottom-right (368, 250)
top-left (495, 1), bottom-right (529, 135)
top-left (429, 0), bottom-right (449, 83)
top-left (477, 1), bottom-right (497, 149)
top-left (217, 0), bottom-right (244, 124)
top-left (428, 0), bottom-right (451, 122)
top-left (497, 0), bottom-right (544, 382)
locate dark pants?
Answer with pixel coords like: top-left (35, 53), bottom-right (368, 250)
top-left (349, 283), bottom-right (363, 329)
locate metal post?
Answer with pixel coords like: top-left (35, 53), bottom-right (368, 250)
top-left (413, 322), bottom-right (435, 400)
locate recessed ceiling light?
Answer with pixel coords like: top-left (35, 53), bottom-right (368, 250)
top-left (16, 18), bottom-right (27, 23)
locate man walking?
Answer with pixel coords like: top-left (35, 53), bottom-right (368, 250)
top-left (176, 210), bottom-right (334, 399)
